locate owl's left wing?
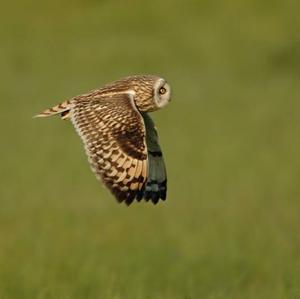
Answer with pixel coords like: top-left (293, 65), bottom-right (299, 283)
top-left (71, 93), bottom-right (148, 205)
top-left (139, 113), bottom-right (167, 203)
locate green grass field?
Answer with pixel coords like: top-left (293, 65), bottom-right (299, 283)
top-left (1, 0), bottom-right (300, 298)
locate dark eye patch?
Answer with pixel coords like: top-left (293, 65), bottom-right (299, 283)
top-left (159, 87), bottom-right (166, 95)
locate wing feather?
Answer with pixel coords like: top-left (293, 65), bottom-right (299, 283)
top-left (71, 93), bottom-right (148, 204)
top-left (141, 113), bottom-right (167, 203)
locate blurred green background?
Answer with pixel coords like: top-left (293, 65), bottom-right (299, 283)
top-left (1, 0), bottom-right (300, 298)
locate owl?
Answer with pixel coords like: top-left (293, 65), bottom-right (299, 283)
top-left (35, 75), bottom-right (171, 205)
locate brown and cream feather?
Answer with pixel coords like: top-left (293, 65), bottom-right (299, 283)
top-left (35, 75), bottom-right (171, 205)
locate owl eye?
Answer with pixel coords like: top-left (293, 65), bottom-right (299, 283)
top-left (159, 87), bottom-right (167, 95)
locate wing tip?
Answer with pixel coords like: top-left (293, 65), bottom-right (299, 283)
top-left (112, 183), bottom-right (167, 206)
top-left (33, 113), bottom-right (48, 118)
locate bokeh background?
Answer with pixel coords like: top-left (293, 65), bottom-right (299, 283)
top-left (1, 0), bottom-right (300, 298)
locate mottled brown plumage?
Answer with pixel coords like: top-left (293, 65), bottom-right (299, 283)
top-left (35, 75), bottom-right (171, 205)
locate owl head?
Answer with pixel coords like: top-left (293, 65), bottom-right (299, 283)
top-left (102, 75), bottom-right (171, 112)
top-left (130, 75), bottom-right (171, 112)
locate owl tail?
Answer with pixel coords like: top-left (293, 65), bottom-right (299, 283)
top-left (34, 100), bottom-right (72, 119)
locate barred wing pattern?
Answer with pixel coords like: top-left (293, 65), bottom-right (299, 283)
top-left (141, 113), bottom-right (167, 203)
top-left (71, 93), bottom-right (148, 205)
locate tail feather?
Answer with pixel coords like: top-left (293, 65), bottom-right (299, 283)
top-left (34, 100), bottom-right (72, 118)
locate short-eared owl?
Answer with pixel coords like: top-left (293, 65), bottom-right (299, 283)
top-left (35, 75), bottom-right (171, 205)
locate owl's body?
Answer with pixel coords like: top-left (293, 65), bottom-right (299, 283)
top-left (35, 75), bottom-right (171, 205)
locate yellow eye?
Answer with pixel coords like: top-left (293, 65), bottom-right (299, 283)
top-left (159, 87), bottom-right (167, 95)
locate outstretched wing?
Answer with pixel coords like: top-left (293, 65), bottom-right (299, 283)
top-left (140, 113), bottom-right (167, 203)
top-left (71, 93), bottom-right (148, 205)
